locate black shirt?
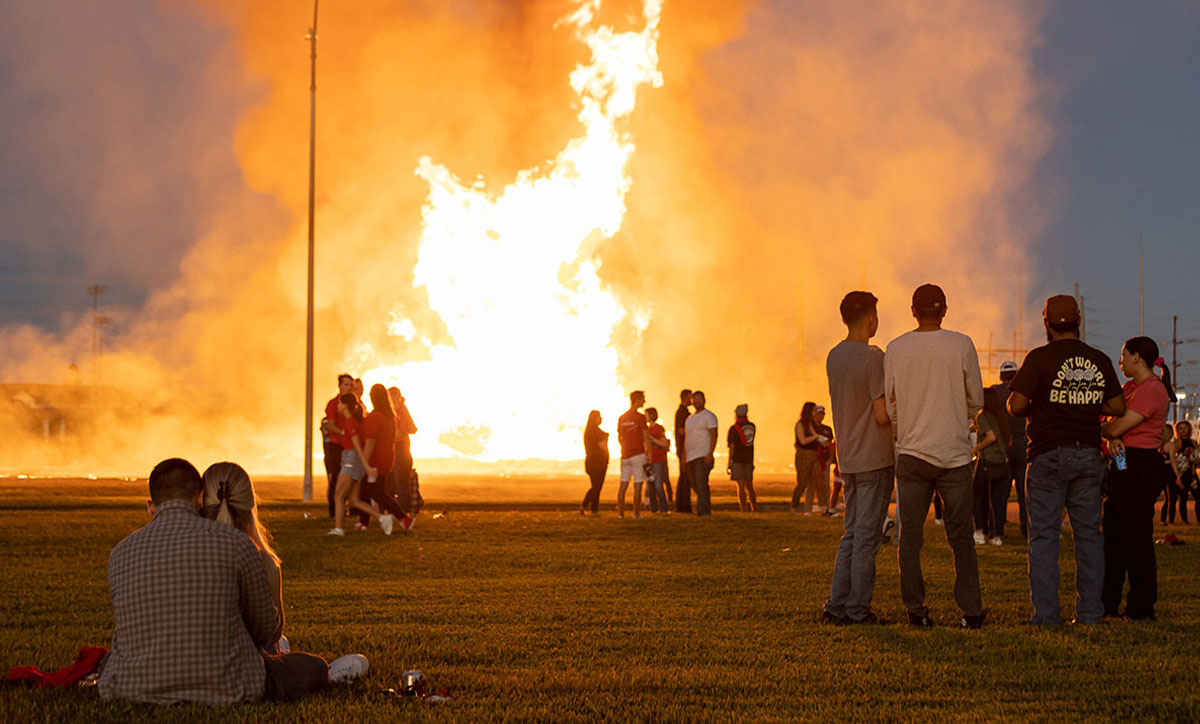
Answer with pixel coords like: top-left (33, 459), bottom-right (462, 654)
top-left (989, 381), bottom-right (1028, 460)
top-left (727, 420), bottom-right (756, 464)
top-left (674, 404), bottom-right (691, 455)
top-left (1009, 338), bottom-right (1122, 460)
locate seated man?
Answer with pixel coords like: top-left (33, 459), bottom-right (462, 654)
top-left (98, 458), bottom-right (365, 704)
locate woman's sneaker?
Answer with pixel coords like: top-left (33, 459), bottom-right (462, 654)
top-left (379, 513), bottom-right (395, 535)
top-left (326, 527), bottom-right (345, 536)
top-left (353, 522), bottom-right (368, 532)
top-left (328, 654), bottom-right (369, 683)
top-left (400, 516), bottom-right (416, 531)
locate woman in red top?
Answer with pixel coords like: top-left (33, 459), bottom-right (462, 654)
top-left (346, 384), bottom-right (412, 535)
top-left (1101, 336), bottom-right (1175, 620)
top-left (327, 394), bottom-right (369, 536)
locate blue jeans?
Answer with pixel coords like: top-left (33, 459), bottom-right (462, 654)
top-left (686, 458), bottom-right (713, 515)
top-left (650, 461), bottom-right (670, 512)
top-left (825, 466), bottom-right (895, 621)
top-left (1025, 445), bottom-right (1107, 624)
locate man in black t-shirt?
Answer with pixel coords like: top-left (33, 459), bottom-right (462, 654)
top-left (1007, 295), bottom-right (1125, 626)
top-left (674, 389), bottom-right (693, 513)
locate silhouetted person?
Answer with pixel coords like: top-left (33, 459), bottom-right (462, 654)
top-left (674, 388), bottom-right (693, 513)
top-left (727, 403), bottom-right (757, 512)
top-left (321, 374), bottom-right (354, 517)
top-left (580, 410), bottom-right (609, 515)
top-left (617, 390), bottom-right (651, 518)
top-left (684, 391), bottom-right (718, 516)
top-left (991, 360), bottom-right (1029, 539)
top-left (885, 283), bottom-right (985, 628)
top-left (646, 407), bottom-right (671, 514)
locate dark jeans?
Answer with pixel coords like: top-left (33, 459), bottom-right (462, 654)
top-left (675, 454), bottom-right (693, 512)
top-left (1160, 465), bottom-right (1188, 524)
top-left (825, 466), bottom-right (895, 620)
top-left (582, 468), bottom-right (605, 513)
top-left (686, 457), bottom-right (713, 515)
top-left (1102, 448), bottom-right (1161, 619)
top-left (1025, 445), bottom-right (1106, 625)
top-left (650, 461), bottom-right (670, 512)
top-left (896, 454), bottom-right (982, 618)
top-left (1011, 451), bottom-right (1028, 539)
top-left (323, 442), bottom-right (342, 517)
top-left (972, 461), bottom-right (990, 534)
top-left (357, 476), bottom-right (407, 521)
top-left (262, 652), bottom-right (328, 701)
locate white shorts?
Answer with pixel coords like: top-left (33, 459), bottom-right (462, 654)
top-left (620, 454), bottom-right (648, 484)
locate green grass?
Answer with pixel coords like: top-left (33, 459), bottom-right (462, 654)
top-left (3, 476), bottom-right (1199, 722)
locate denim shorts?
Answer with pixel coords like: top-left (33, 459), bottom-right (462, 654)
top-left (340, 448), bottom-right (365, 480)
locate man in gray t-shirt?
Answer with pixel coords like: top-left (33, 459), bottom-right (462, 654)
top-left (821, 291), bottom-right (895, 625)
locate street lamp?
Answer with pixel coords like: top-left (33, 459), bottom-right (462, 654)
top-left (302, 0), bottom-right (319, 502)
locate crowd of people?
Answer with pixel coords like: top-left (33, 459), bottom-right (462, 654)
top-left (579, 285), bottom-right (1192, 628)
top-left (320, 374), bottom-right (420, 536)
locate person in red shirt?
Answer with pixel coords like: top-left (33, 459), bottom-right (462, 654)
top-left (346, 384), bottom-right (412, 535)
top-left (645, 407), bottom-right (671, 515)
top-left (616, 390), bottom-right (651, 519)
top-left (1101, 335), bottom-right (1176, 620)
top-left (326, 394), bottom-right (367, 535)
top-left (320, 374), bottom-right (353, 517)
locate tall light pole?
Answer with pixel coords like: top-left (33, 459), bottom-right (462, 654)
top-left (302, 1), bottom-right (319, 502)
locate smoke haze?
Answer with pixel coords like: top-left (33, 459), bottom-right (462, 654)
top-left (0, 0), bottom-right (1048, 479)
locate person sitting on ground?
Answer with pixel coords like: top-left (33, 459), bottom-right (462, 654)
top-left (99, 458), bottom-right (367, 705)
top-left (201, 462), bottom-right (287, 653)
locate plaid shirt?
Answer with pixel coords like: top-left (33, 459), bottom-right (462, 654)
top-left (98, 499), bottom-right (278, 705)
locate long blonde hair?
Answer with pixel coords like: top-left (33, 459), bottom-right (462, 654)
top-left (202, 462), bottom-right (280, 565)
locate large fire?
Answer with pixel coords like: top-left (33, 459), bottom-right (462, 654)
top-left (363, 0), bottom-right (663, 462)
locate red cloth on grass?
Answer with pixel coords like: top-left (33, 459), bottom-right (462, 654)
top-left (8, 646), bottom-right (108, 688)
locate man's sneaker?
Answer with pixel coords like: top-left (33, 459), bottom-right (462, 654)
top-left (960, 614), bottom-right (985, 629)
top-left (907, 612), bottom-right (935, 628)
top-left (379, 513), bottom-right (395, 535)
top-left (399, 516), bottom-right (415, 531)
top-left (821, 609), bottom-right (849, 626)
top-left (990, 537), bottom-right (1003, 546)
top-left (849, 612), bottom-right (887, 625)
top-left (328, 654), bottom-right (369, 683)
top-left (326, 527), bottom-right (345, 536)
top-left (973, 530), bottom-right (985, 545)
top-left (353, 522), bottom-right (368, 532)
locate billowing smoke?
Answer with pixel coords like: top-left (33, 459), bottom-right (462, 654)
top-left (0, 0), bottom-right (1047, 478)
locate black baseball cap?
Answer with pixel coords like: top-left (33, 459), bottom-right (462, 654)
top-left (912, 283), bottom-right (946, 311)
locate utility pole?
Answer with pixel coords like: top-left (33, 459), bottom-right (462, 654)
top-left (302, 0), bottom-right (319, 502)
top-left (87, 285), bottom-right (106, 405)
top-left (1139, 250), bottom-right (1144, 335)
top-left (1173, 315), bottom-right (1178, 422)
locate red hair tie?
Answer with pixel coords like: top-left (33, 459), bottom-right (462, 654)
top-left (1154, 357), bottom-right (1165, 367)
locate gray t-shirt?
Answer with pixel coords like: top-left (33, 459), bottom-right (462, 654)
top-left (826, 340), bottom-right (895, 474)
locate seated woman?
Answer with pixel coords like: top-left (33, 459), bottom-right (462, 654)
top-left (201, 461), bottom-right (370, 687)
top-left (202, 462), bottom-right (287, 653)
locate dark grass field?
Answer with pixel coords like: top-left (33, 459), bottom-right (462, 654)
top-left (3, 475), bottom-right (1199, 722)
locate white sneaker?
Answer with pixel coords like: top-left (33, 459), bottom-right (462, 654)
top-left (328, 653), bottom-right (369, 683)
top-left (400, 516), bottom-right (415, 531)
top-left (990, 537), bottom-right (1003, 546)
top-left (277, 635), bottom-right (291, 654)
top-left (973, 530), bottom-right (985, 545)
top-left (379, 513), bottom-right (395, 535)
top-left (935, 518), bottom-right (945, 526)
top-left (326, 527), bottom-right (345, 536)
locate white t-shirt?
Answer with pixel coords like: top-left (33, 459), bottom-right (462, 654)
top-left (684, 409), bottom-right (718, 462)
top-left (884, 328), bottom-right (984, 469)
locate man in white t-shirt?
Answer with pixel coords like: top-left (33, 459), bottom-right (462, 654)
top-left (884, 283), bottom-right (985, 629)
top-left (684, 390), bottom-right (719, 516)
